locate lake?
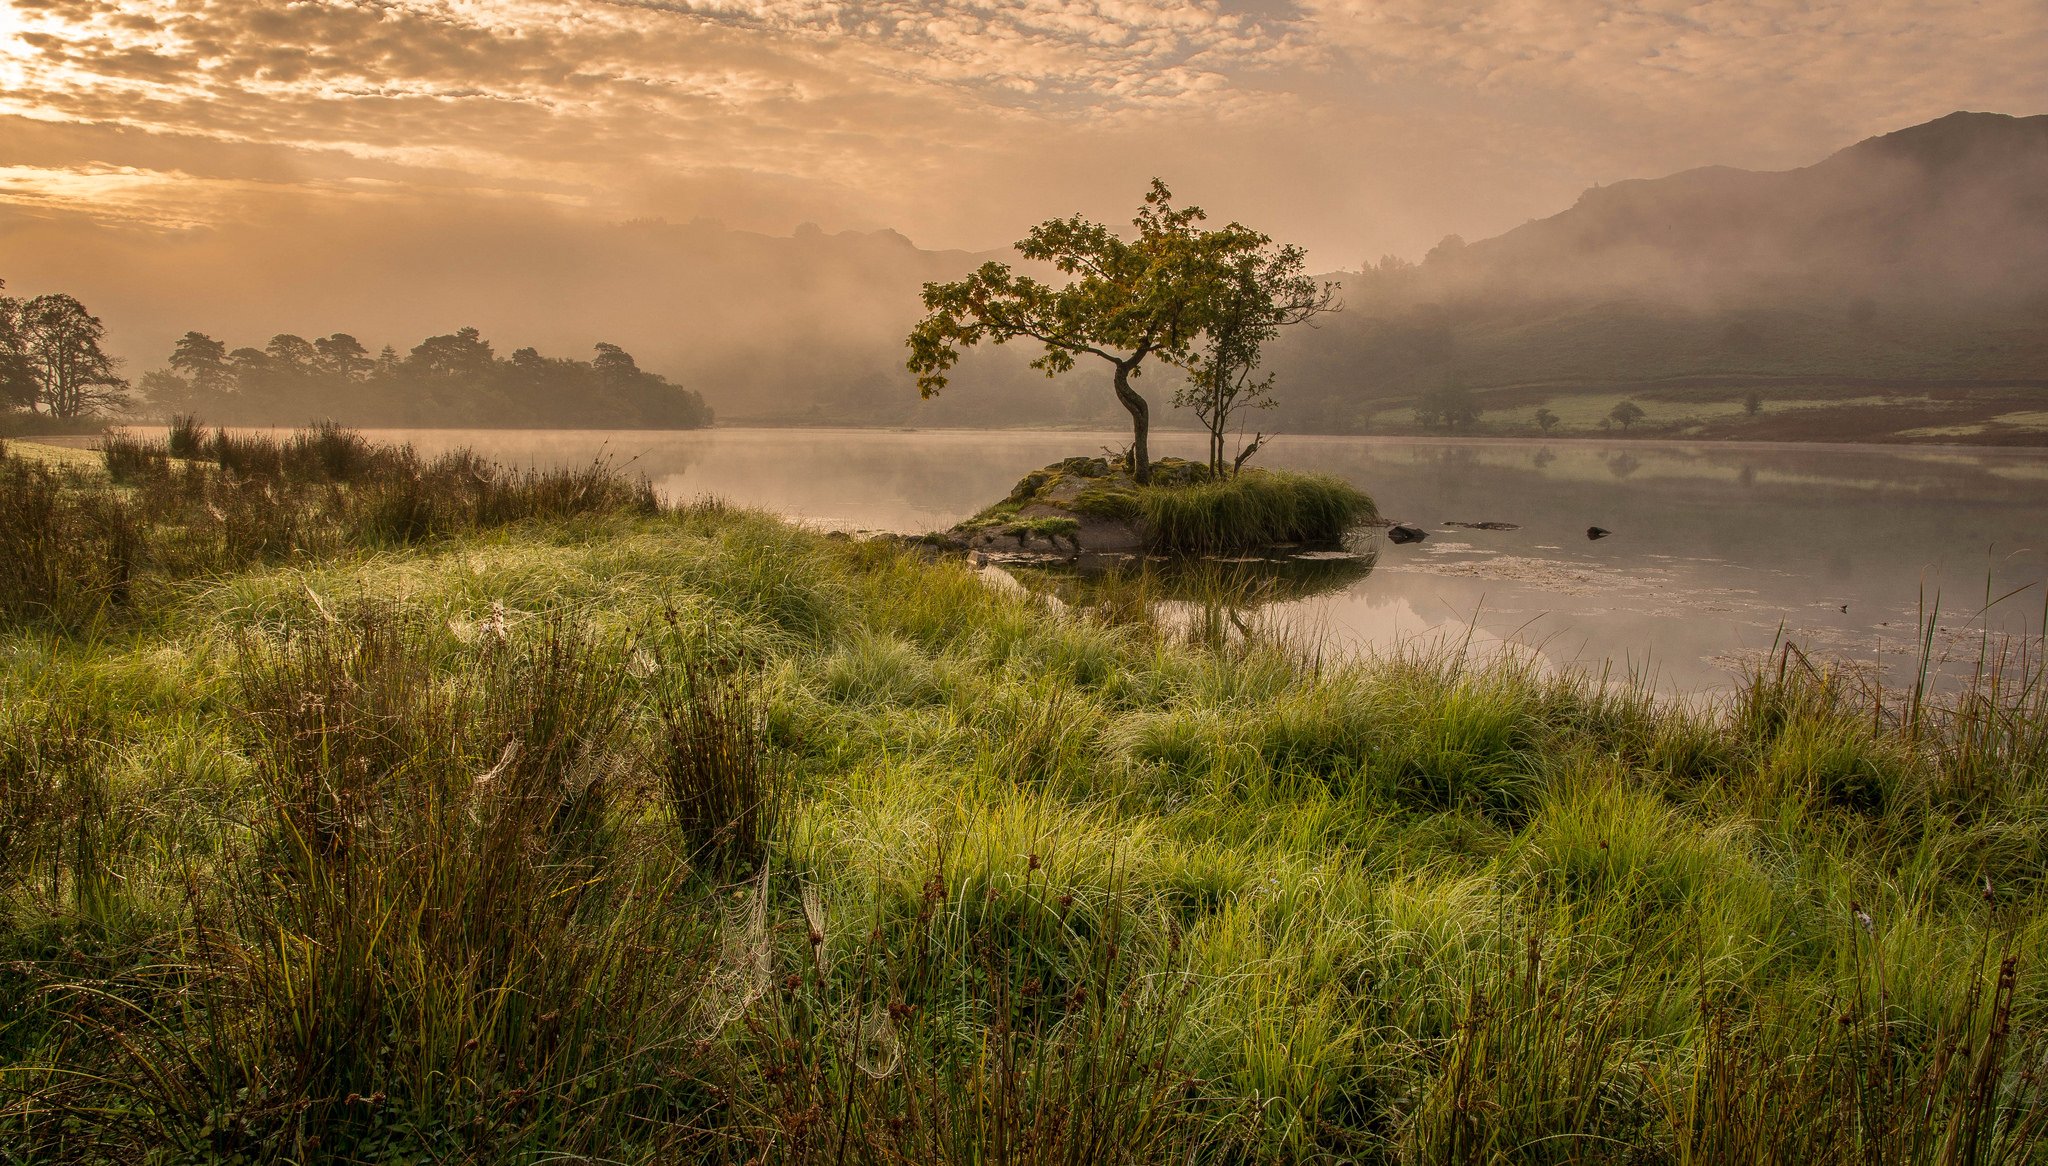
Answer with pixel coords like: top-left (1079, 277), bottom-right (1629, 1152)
top-left (134, 426), bottom-right (2048, 694)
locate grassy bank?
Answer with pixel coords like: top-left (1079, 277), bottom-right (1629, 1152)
top-left (2, 430), bottom-right (2046, 1163)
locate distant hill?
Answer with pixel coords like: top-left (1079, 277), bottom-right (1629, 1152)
top-left (1265, 111), bottom-right (2048, 442)
top-left (1418, 110), bottom-right (2048, 304)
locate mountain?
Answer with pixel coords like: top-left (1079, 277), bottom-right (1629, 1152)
top-left (1419, 110), bottom-right (2048, 304)
top-left (1261, 111), bottom-right (2048, 441)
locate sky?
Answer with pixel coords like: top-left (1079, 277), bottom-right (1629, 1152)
top-left (2, 0), bottom-right (2044, 270)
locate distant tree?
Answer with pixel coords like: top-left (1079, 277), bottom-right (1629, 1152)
top-left (1534, 406), bottom-right (1559, 432)
top-left (1418, 383), bottom-right (1479, 430)
top-left (226, 346), bottom-right (270, 388)
top-left (1173, 239), bottom-right (1337, 476)
top-left (19, 294), bottom-right (128, 418)
top-left (592, 342), bottom-right (640, 384)
top-left (170, 332), bottom-right (231, 393)
top-left (0, 290), bottom-right (37, 410)
top-left (265, 333), bottom-right (318, 375)
top-left (409, 327), bottom-right (494, 380)
top-left (315, 333), bottom-right (372, 381)
top-left (1742, 390), bottom-right (1763, 416)
top-left (1607, 399), bottom-right (1646, 430)
top-left (909, 180), bottom-right (1269, 484)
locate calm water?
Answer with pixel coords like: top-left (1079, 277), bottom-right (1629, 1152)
top-left (190, 427), bottom-right (2048, 692)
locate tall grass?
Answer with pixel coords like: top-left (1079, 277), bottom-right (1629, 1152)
top-left (2, 429), bottom-right (2046, 1161)
top-left (1140, 468), bottom-right (1377, 554)
top-left (1, 421), bottom-right (656, 631)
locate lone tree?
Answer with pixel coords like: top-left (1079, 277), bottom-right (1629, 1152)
top-left (1534, 406), bottom-right (1559, 432)
top-left (1174, 239), bottom-right (1336, 477)
top-left (18, 294), bottom-right (128, 418)
top-left (907, 180), bottom-right (1268, 485)
top-left (1607, 400), bottom-right (1646, 430)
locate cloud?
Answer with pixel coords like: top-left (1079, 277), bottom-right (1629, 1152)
top-left (0, 0), bottom-right (2041, 268)
top-left (1301, 0), bottom-right (2048, 171)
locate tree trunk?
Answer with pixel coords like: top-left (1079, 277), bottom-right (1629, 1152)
top-left (1112, 361), bottom-right (1151, 484)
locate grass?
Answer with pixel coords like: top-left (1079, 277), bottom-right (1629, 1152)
top-left (1138, 469), bottom-right (1377, 554)
top-left (1, 428), bottom-right (2046, 1162)
top-left (966, 457), bottom-right (1378, 556)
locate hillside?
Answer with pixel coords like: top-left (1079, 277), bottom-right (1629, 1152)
top-left (1264, 111), bottom-right (2048, 442)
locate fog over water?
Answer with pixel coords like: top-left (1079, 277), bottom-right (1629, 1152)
top-left (332, 427), bottom-right (2048, 694)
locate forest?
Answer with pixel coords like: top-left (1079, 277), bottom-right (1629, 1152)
top-left (141, 327), bottom-right (715, 429)
top-left (1, 280), bottom-right (713, 432)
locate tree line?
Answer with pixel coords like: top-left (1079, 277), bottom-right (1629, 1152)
top-left (143, 327), bottom-right (713, 429)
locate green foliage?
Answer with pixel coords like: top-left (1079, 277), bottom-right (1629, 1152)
top-left (908, 180), bottom-right (1322, 482)
top-left (1170, 237), bottom-right (1336, 476)
top-left (1608, 399), bottom-right (1647, 429)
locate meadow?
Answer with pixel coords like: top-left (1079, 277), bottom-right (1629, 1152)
top-left (0, 426), bottom-right (2044, 1164)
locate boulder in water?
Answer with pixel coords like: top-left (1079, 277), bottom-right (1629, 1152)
top-left (1587, 526), bottom-right (1612, 540)
top-left (1387, 524), bottom-right (1429, 544)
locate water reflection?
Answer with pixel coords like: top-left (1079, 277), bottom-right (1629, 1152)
top-left (1005, 552), bottom-right (1378, 650)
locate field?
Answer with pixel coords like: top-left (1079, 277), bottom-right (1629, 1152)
top-left (1353, 383), bottom-right (2048, 445)
top-left (2, 429), bottom-right (2046, 1163)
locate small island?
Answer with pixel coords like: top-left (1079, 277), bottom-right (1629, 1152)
top-left (947, 454), bottom-right (1377, 558)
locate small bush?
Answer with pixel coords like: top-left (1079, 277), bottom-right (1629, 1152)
top-left (281, 421), bottom-right (411, 483)
top-left (165, 414), bottom-right (206, 459)
top-left (212, 426), bottom-right (285, 478)
top-left (99, 432), bottom-right (171, 483)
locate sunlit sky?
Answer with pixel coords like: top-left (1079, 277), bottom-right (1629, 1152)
top-left (2, 0), bottom-right (2045, 263)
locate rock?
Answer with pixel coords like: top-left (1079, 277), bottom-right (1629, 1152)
top-left (1442, 521), bottom-right (1520, 531)
top-left (1387, 524), bottom-right (1429, 544)
top-left (1586, 526), bottom-right (1612, 540)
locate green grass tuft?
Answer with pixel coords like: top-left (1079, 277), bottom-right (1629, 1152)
top-left (1139, 468), bottom-right (1378, 554)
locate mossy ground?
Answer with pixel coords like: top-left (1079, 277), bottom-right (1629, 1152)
top-left (1, 431), bottom-right (2046, 1162)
